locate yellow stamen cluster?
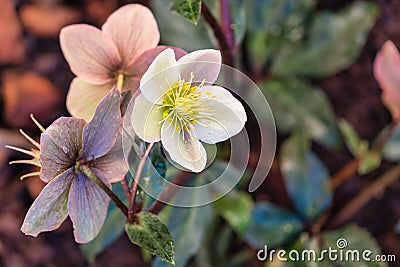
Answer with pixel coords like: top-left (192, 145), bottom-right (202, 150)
top-left (159, 79), bottom-right (212, 133)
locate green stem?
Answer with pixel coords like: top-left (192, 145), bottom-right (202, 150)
top-left (128, 142), bottom-right (155, 223)
top-left (80, 165), bottom-right (128, 218)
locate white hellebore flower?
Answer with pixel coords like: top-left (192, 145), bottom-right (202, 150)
top-left (132, 48), bottom-right (247, 172)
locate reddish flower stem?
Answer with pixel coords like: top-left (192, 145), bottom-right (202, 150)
top-left (201, 1), bottom-right (234, 66)
top-left (128, 142), bottom-right (154, 224)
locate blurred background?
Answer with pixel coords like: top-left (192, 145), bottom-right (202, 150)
top-left (0, 0), bottom-right (399, 266)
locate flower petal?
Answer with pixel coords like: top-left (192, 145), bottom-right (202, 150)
top-left (131, 94), bottom-right (163, 142)
top-left (177, 49), bottom-right (222, 85)
top-left (94, 134), bottom-right (128, 183)
top-left (194, 85), bottom-right (246, 144)
top-left (140, 48), bottom-right (179, 104)
top-left (127, 46), bottom-right (187, 78)
top-left (161, 122), bottom-right (206, 173)
top-left (21, 168), bottom-right (74, 237)
top-left (66, 78), bottom-right (113, 122)
top-left (81, 88), bottom-right (121, 159)
top-left (102, 4), bottom-right (160, 67)
top-left (40, 117), bottom-right (85, 182)
top-left (374, 40), bottom-right (400, 121)
top-left (68, 170), bottom-right (110, 243)
top-left (60, 24), bottom-right (120, 84)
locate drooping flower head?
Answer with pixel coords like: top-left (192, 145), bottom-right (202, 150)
top-left (21, 89), bottom-right (128, 243)
top-left (131, 49), bottom-right (247, 172)
top-left (60, 4), bottom-right (184, 121)
top-left (374, 40), bottom-right (400, 122)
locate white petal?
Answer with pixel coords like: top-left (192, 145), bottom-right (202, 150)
top-left (140, 48), bottom-right (179, 104)
top-left (194, 85), bottom-right (246, 144)
top-left (177, 49), bottom-right (221, 84)
top-left (68, 170), bottom-right (110, 243)
top-left (131, 94), bottom-right (163, 142)
top-left (161, 122), bottom-right (206, 173)
top-left (21, 168), bottom-right (73, 237)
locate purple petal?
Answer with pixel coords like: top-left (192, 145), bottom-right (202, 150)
top-left (68, 170), bottom-right (110, 243)
top-left (81, 88), bottom-right (121, 159)
top-left (94, 134), bottom-right (128, 183)
top-left (21, 168), bottom-right (74, 237)
top-left (40, 117), bottom-right (85, 182)
top-left (102, 4), bottom-right (159, 67)
top-left (60, 24), bottom-right (121, 84)
top-left (177, 49), bottom-right (222, 85)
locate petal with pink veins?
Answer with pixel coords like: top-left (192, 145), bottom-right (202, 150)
top-left (374, 40), bottom-right (400, 121)
top-left (60, 24), bottom-right (120, 84)
top-left (102, 4), bottom-right (160, 67)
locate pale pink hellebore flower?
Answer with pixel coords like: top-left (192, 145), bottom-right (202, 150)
top-left (60, 4), bottom-right (183, 121)
top-left (131, 49), bottom-right (247, 172)
top-left (374, 40), bottom-right (400, 122)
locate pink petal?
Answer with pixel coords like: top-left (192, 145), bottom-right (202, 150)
top-left (21, 168), bottom-right (74, 237)
top-left (94, 134), bottom-right (128, 183)
top-left (374, 40), bottom-right (400, 121)
top-left (60, 24), bottom-right (121, 84)
top-left (127, 46), bottom-right (187, 78)
top-left (66, 78), bottom-right (113, 122)
top-left (177, 49), bottom-right (222, 85)
top-left (40, 117), bottom-right (85, 182)
top-left (68, 170), bottom-right (110, 243)
top-left (81, 88), bottom-right (121, 159)
top-left (102, 4), bottom-right (160, 67)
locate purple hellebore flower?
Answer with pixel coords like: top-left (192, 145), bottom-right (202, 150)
top-left (21, 88), bottom-right (128, 243)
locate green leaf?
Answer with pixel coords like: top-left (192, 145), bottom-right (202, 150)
top-left (243, 202), bottom-right (303, 248)
top-left (358, 151), bottom-right (381, 175)
top-left (152, 0), bottom-right (212, 51)
top-left (246, 0), bottom-right (315, 69)
top-left (321, 224), bottom-right (387, 267)
top-left (213, 191), bottom-right (254, 234)
top-left (140, 143), bottom-right (168, 210)
top-left (171, 0), bottom-right (202, 25)
top-left (338, 118), bottom-right (368, 157)
top-left (261, 79), bottom-right (340, 147)
top-left (153, 176), bottom-right (214, 267)
top-left (280, 131), bottom-right (332, 220)
top-left (125, 211), bottom-right (174, 264)
top-left (80, 183), bottom-right (127, 263)
top-left (272, 1), bottom-right (379, 77)
top-left (382, 124), bottom-right (400, 162)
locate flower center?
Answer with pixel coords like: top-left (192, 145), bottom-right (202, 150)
top-left (159, 79), bottom-right (213, 132)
